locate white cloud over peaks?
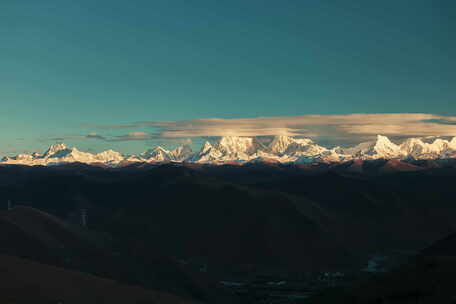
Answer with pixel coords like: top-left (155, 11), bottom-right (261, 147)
top-left (91, 114), bottom-right (456, 146)
top-left (157, 113), bottom-right (456, 135)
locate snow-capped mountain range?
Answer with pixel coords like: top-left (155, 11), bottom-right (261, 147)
top-left (2, 135), bottom-right (456, 167)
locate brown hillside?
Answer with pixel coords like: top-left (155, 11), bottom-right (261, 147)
top-left (0, 254), bottom-right (197, 304)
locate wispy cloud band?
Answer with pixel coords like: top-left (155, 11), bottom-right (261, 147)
top-left (85, 114), bottom-right (456, 146)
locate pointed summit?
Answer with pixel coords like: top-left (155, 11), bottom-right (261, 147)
top-left (371, 135), bottom-right (402, 158)
top-left (191, 136), bottom-right (271, 163)
top-left (139, 145), bottom-right (194, 162)
top-left (374, 135), bottom-right (399, 151)
top-left (345, 135), bottom-right (402, 159)
top-left (192, 141), bottom-right (222, 162)
top-left (200, 141), bottom-right (213, 154)
top-left (43, 143), bottom-right (70, 158)
top-left (269, 135), bottom-right (314, 154)
top-left (141, 146), bottom-right (172, 161)
top-left (375, 135), bottom-right (392, 143)
top-left (269, 135), bottom-right (295, 154)
top-left (215, 136), bottom-right (269, 155)
top-left (449, 137), bottom-right (456, 150)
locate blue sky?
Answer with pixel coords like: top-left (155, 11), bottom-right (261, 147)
top-left (1, 1), bottom-right (455, 155)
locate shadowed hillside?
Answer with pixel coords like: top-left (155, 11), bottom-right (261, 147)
top-left (1, 163), bottom-right (456, 303)
top-left (0, 206), bottom-right (234, 304)
top-left (1, 163), bottom-right (456, 271)
top-left (0, 254), bottom-right (197, 304)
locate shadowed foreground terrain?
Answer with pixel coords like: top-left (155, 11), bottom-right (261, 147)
top-left (0, 206), bottom-right (231, 303)
top-left (0, 161), bottom-right (456, 303)
top-left (0, 254), bottom-right (197, 304)
top-left (310, 234), bottom-right (456, 303)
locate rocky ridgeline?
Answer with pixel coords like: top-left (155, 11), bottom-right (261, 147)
top-left (2, 135), bottom-right (456, 167)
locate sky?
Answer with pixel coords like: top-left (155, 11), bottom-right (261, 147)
top-left (1, 1), bottom-right (455, 156)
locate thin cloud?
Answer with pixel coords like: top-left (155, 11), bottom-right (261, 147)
top-left (90, 114), bottom-right (456, 146)
top-left (155, 113), bottom-right (456, 137)
top-left (177, 138), bottom-right (193, 145)
top-left (85, 132), bottom-right (163, 142)
top-left (39, 134), bottom-right (84, 142)
top-left (83, 121), bottom-right (175, 129)
top-left (86, 133), bottom-right (107, 140)
top-left (82, 123), bottom-right (138, 129)
top-left (112, 132), bottom-right (155, 141)
top-left (422, 118), bottom-right (456, 126)
top-left (154, 138), bottom-right (194, 147)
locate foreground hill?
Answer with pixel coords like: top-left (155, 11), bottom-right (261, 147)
top-left (0, 254), bottom-right (196, 304)
top-left (0, 206), bottom-right (234, 304)
top-left (1, 164), bottom-right (456, 273)
top-left (0, 206), bottom-right (106, 265)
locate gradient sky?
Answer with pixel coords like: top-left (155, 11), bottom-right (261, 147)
top-left (1, 1), bottom-right (455, 156)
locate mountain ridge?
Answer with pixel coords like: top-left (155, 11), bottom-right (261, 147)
top-left (2, 135), bottom-right (456, 167)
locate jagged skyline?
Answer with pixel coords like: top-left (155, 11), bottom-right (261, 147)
top-left (3, 134), bottom-right (456, 166)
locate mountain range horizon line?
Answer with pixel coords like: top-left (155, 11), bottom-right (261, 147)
top-left (2, 134), bottom-right (456, 167)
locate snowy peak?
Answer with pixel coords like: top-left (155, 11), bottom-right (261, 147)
top-left (373, 135), bottom-right (402, 158)
top-left (171, 145), bottom-right (193, 161)
top-left (344, 135), bottom-right (402, 159)
top-left (140, 145), bottom-right (193, 162)
top-left (200, 141), bottom-right (213, 154)
top-left (449, 137), bottom-right (456, 150)
top-left (2, 153), bottom-right (35, 162)
top-left (375, 135), bottom-right (394, 147)
top-left (269, 135), bottom-right (314, 154)
top-left (344, 135), bottom-right (456, 160)
top-left (43, 143), bottom-right (70, 158)
top-left (3, 135), bottom-right (456, 167)
top-left (95, 150), bottom-right (124, 163)
top-left (192, 136), bottom-right (273, 163)
top-left (190, 135), bottom-right (329, 163)
top-left (2, 144), bottom-right (125, 166)
top-left (269, 135), bottom-right (327, 158)
top-left (399, 137), bottom-right (453, 159)
top-left (192, 141), bottom-right (222, 162)
top-left (141, 146), bottom-right (172, 161)
top-left (191, 137), bottom-right (253, 163)
top-left (215, 136), bottom-right (268, 155)
top-left (269, 135), bottom-right (297, 154)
